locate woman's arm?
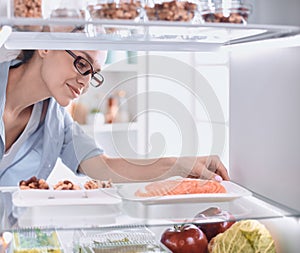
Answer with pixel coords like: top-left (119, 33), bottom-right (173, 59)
top-left (78, 155), bottom-right (229, 183)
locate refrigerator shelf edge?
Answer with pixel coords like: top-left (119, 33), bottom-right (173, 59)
top-left (0, 25), bottom-right (12, 48)
top-left (1, 18), bottom-right (300, 50)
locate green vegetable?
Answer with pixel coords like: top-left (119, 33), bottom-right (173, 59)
top-left (208, 220), bottom-right (276, 253)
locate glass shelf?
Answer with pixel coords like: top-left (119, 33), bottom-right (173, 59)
top-left (1, 18), bottom-right (300, 51)
top-left (1, 184), bottom-right (300, 252)
top-left (1, 186), bottom-right (299, 232)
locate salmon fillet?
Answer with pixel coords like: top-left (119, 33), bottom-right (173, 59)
top-left (135, 178), bottom-right (226, 197)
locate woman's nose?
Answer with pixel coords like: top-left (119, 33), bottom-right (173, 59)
top-left (76, 74), bottom-right (90, 89)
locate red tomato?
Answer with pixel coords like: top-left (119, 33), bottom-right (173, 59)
top-left (160, 224), bottom-right (208, 253)
top-left (194, 207), bottom-right (236, 241)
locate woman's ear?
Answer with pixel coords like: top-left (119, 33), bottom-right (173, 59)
top-left (37, 50), bottom-right (49, 58)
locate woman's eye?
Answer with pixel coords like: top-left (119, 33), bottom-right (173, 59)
top-left (78, 61), bottom-right (88, 69)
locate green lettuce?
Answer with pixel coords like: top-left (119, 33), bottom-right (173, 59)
top-left (208, 220), bottom-right (276, 253)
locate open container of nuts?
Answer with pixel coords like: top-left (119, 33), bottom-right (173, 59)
top-left (12, 176), bottom-right (122, 228)
top-left (7, 0), bottom-right (44, 31)
top-left (144, 0), bottom-right (199, 22)
top-left (87, 0), bottom-right (144, 21)
top-left (86, 0), bottom-right (145, 38)
top-left (9, 0), bottom-right (43, 18)
top-left (200, 0), bottom-right (252, 24)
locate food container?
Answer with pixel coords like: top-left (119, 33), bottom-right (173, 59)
top-left (145, 0), bottom-right (199, 22)
top-left (41, 0), bottom-right (86, 32)
top-left (7, 0), bottom-right (43, 31)
top-left (12, 229), bottom-right (63, 253)
top-left (87, 0), bottom-right (145, 38)
top-left (73, 226), bottom-right (161, 253)
top-left (42, 0), bottom-right (86, 19)
top-left (11, 0), bottom-right (42, 18)
top-left (87, 0), bottom-right (144, 20)
top-left (200, 0), bottom-right (252, 24)
top-left (14, 178), bottom-right (121, 228)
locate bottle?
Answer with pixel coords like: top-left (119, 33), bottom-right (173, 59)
top-left (105, 95), bottom-right (119, 124)
top-left (115, 90), bottom-right (130, 123)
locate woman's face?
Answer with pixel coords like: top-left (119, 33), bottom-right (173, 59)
top-left (39, 50), bottom-right (106, 107)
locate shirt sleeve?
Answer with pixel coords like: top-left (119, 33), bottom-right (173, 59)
top-left (59, 111), bottom-right (104, 174)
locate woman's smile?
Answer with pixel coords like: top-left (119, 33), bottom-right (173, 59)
top-left (66, 83), bottom-right (81, 98)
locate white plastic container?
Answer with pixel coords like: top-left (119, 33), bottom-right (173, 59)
top-left (12, 190), bottom-right (122, 228)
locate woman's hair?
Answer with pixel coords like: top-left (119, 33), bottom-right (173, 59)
top-left (17, 50), bottom-right (35, 63)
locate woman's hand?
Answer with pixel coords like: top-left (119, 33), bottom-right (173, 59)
top-left (176, 155), bottom-right (230, 181)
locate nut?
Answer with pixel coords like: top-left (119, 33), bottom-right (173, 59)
top-left (88, 1), bottom-right (142, 20)
top-left (19, 176), bottom-right (49, 190)
top-left (53, 180), bottom-right (81, 190)
top-left (84, 179), bottom-right (112, 190)
top-left (14, 0), bottom-right (42, 18)
top-left (145, 0), bottom-right (197, 22)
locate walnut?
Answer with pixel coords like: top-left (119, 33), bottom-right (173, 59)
top-left (19, 176), bottom-right (49, 190)
top-left (53, 180), bottom-right (81, 190)
top-left (88, 1), bottom-right (141, 20)
top-left (14, 0), bottom-right (42, 18)
top-left (145, 0), bottom-right (197, 22)
top-left (84, 179), bottom-right (113, 190)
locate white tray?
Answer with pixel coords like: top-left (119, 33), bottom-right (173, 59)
top-left (117, 180), bottom-right (252, 204)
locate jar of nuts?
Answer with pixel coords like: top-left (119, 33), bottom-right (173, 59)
top-left (200, 0), bottom-right (252, 24)
top-left (11, 0), bottom-right (44, 31)
top-left (87, 0), bottom-right (144, 21)
top-left (144, 0), bottom-right (199, 22)
top-left (13, 0), bottom-right (42, 18)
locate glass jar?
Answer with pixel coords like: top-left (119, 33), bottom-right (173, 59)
top-left (200, 0), bottom-right (252, 24)
top-left (145, 0), bottom-right (199, 22)
top-left (12, 0), bottom-right (42, 18)
top-left (49, 8), bottom-right (83, 32)
top-left (43, 0), bottom-right (86, 19)
top-left (87, 0), bottom-right (144, 20)
top-left (9, 0), bottom-right (44, 31)
top-left (42, 0), bottom-right (86, 32)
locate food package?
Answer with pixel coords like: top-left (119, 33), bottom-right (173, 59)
top-left (13, 229), bottom-right (63, 253)
top-left (208, 219), bottom-right (276, 253)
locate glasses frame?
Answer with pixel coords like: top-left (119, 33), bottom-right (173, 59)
top-left (65, 50), bottom-right (104, 88)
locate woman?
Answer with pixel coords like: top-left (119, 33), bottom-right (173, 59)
top-left (0, 49), bottom-right (229, 186)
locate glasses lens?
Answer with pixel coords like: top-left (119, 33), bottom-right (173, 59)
top-left (75, 57), bottom-right (92, 75)
top-left (90, 73), bottom-right (104, 87)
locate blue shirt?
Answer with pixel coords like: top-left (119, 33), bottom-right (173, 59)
top-left (0, 60), bottom-right (104, 186)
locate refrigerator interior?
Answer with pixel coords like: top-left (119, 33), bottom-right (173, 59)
top-left (229, 45), bottom-right (300, 212)
top-left (1, 1), bottom-right (300, 252)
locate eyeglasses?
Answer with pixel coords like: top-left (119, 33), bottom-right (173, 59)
top-left (65, 50), bottom-right (104, 88)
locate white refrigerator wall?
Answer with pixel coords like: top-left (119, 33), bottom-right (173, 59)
top-left (145, 52), bottom-right (229, 167)
top-left (229, 45), bottom-right (300, 211)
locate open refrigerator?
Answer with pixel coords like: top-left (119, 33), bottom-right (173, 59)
top-left (1, 0), bottom-right (300, 252)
